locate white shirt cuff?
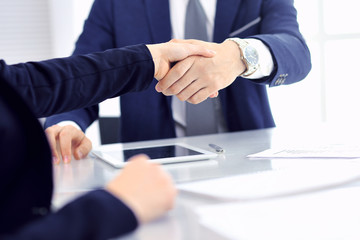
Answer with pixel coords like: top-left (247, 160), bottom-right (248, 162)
top-left (243, 38), bottom-right (274, 79)
top-left (57, 121), bottom-right (82, 130)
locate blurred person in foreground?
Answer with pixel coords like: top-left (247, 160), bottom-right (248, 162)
top-left (0, 41), bottom-right (215, 239)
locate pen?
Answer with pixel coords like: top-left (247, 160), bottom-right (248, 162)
top-left (209, 143), bottom-right (225, 153)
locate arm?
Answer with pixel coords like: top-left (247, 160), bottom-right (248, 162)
top-left (251, 0), bottom-right (312, 86)
top-left (44, 0), bottom-right (116, 163)
top-left (2, 155), bottom-right (176, 240)
top-left (45, 0), bottom-right (116, 131)
top-left (5, 190), bottom-right (138, 240)
top-left (155, 0), bottom-right (311, 104)
top-left (0, 42), bottom-right (215, 163)
top-left (1, 43), bottom-right (214, 118)
top-left (1, 45), bottom-right (154, 118)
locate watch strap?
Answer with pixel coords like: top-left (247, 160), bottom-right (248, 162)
top-left (227, 38), bottom-right (259, 77)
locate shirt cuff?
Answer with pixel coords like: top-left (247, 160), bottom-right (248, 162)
top-left (57, 121), bottom-right (82, 130)
top-left (243, 38), bottom-right (274, 79)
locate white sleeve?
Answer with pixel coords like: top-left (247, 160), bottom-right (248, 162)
top-left (57, 121), bottom-right (82, 130)
top-left (243, 38), bottom-right (274, 79)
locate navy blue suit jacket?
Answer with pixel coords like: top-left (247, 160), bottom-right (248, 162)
top-left (0, 45), bottom-right (154, 239)
top-left (45, 0), bottom-right (311, 142)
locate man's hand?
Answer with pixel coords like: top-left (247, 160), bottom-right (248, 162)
top-left (146, 41), bottom-right (216, 81)
top-left (155, 39), bottom-right (246, 104)
top-left (45, 124), bottom-right (92, 164)
top-left (106, 154), bottom-right (177, 223)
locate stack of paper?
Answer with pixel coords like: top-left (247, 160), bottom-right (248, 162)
top-left (177, 163), bottom-right (360, 201)
top-left (195, 187), bottom-right (360, 239)
top-left (247, 144), bottom-right (360, 159)
top-left (177, 145), bottom-right (360, 239)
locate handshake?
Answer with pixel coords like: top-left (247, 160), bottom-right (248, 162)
top-left (47, 39), bottom-right (246, 165)
top-left (147, 39), bottom-right (246, 104)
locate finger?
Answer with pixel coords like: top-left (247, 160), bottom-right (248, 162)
top-left (58, 127), bottom-right (81, 164)
top-left (127, 154), bottom-right (150, 164)
top-left (181, 43), bottom-right (216, 59)
top-left (162, 76), bottom-right (196, 96)
top-left (156, 57), bottom-right (196, 93)
top-left (176, 77), bottom-right (208, 102)
top-left (161, 68), bottom-right (200, 96)
top-left (169, 39), bottom-right (182, 43)
top-left (209, 91), bottom-right (219, 98)
top-left (73, 137), bottom-right (92, 160)
top-left (187, 88), bottom-right (214, 104)
top-left (165, 42), bottom-right (215, 65)
top-left (45, 125), bottom-right (61, 164)
top-left (170, 39), bottom-right (203, 45)
top-left (162, 171), bottom-right (177, 210)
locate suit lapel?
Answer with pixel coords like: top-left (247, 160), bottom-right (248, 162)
top-left (213, 0), bottom-right (241, 43)
top-left (143, 0), bottom-right (172, 43)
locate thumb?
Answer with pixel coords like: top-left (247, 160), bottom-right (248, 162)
top-left (166, 42), bottom-right (216, 63)
top-left (127, 154), bottom-right (150, 163)
top-left (73, 137), bottom-right (92, 160)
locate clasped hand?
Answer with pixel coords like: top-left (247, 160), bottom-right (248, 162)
top-left (154, 39), bottom-right (245, 104)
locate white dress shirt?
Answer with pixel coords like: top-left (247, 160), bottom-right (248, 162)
top-left (169, 0), bottom-right (274, 137)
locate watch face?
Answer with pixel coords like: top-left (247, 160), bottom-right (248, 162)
top-left (244, 46), bottom-right (259, 66)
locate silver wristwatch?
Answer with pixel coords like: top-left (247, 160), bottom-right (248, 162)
top-left (228, 38), bottom-right (259, 77)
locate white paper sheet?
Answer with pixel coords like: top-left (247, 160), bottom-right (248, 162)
top-left (247, 144), bottom-right (360, 158)
top-left (195, 187), bottom-right (360, 240)
top-left (177, 163), bottom-right (360, 201)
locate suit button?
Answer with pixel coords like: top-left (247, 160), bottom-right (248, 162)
top-left (275, 78), bottom-right (282, 85)
top-left (275, 74), bottom-right (288, 85)
top-left (282, 74), bottom-right (288, 84)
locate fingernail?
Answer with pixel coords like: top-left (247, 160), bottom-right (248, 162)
top-left (77, 150), bottom-right (84, 159)
top-left (207, 49), bottom-right (216, 55)
top-left (63, 156), bottom-right (71, 164)
top-left (155, 85), bottom-right (162, 92)
top-left (53, 157), bottom-right (59, 165)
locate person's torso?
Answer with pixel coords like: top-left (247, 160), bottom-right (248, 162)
top-left (0, 75), bottom-right (53, 235)
top-left (79, 0), bottom-right (274, 142)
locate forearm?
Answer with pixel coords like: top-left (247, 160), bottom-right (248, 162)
top-left (2, 190), bottom-right (138, 240)
top-left (0, 45), bottom-right (154, 118)
top-left (247, 0), bottom-right (311, 86)
top-left (44, 106), bottom-right (99, 132)
top-left (241, 38), bottom-right (274, 79)
top-left (252, 33), bottom-right (311, 86)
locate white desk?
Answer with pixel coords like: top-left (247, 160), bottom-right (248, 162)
top-left (53, 125), bottom-right (360, 239)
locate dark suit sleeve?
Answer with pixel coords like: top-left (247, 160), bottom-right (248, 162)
top-left (44, 0), bottom-right (115, 130)
top-left (247, 0), bottom-right (312, 87)
top-left (2, 190), bottom-right (138, 240)
top-left (73, 0), bottom-right (115, 55)
top-left (0, 44), bottom-right (154, 118)
top-left (43, 107), bottom-right (99, 132)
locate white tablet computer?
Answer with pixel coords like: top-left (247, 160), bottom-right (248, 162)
top-left (92, 143), bottom-right (217, 168)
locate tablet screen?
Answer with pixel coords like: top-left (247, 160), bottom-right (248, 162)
top-left (92, 143), bottom-right (217, 168)
top-left (121, 145), bottom-right (203, 161)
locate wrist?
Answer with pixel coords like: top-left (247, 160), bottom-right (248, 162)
top-left (105, 182), bottom-right (145, 224)
top-left (146, 44), bottom-right (161, 80)
top-left (226, 38), bottom-right (260, 77)
top-left (222, 40), bottom-right (246, 76)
